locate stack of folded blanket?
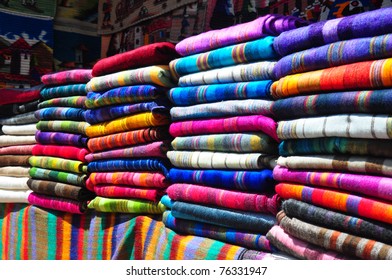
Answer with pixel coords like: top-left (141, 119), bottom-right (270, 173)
top-left (267, 7), bottom-right (392, 260)
top-left (84, 42), bottom-right (178, 214)
top-left (162, 14), bottom-right (307, 252)
top-left (28, 70), bottom-right (96, 214)
top-left (0, 85), bottom-right (43, 203)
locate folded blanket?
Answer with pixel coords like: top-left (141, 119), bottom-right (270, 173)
top-left (282, 199), bottom-right (392, 245)
top-left (41, 69), bottom-right (92, 85)
top-left (274, 34), bottom-right (392, 79)
top-left (167, 150), bottom-right (276, 170)
top-left (92, 42), bottom-right (178, 77)
top-left (272, 89), bottom-right (392, 120)
top-left (0, 135), bottom-right (36, 147)
top-left (86, 66), bottom-right (175, 93)
top-left (0, 166), bottom-right (30, 177)
top-left (29, 167), bottom-right (87, 187)
top-left (32, 144), bottom-right (89, 162)
top-left (266, 225), bottom-right (349, 260)
top-left (87, 126), bottom-right (170, 154)
top-left (37, 96), bottom-right (87, 109)
top-left (93, 185), bottom-right (165, 202)
top-left (0, 99), bottom-right (39, 117)
top-left (277, 155), bottom-right (392, 177)
top-left (35, 131), bottom-right (87, 147)
top-left (162, 211), bottom-right (274, 252)
top-left (171, 201), bottom-right (276, 234)
top-left (0, 85), bottom-right (42, 106)
top-left (160, 194), bottom-right (174, 208)
top-left (87, 159), bottom-right (170, 176)
top-left (178, 61), bottom-right (276, 86)
top-left (170, 37), bottom-right (277, 77)
top-left (27, 179), bottom-right (95, 201)
top-left (28, 192), bottom-right (87, 214)
top-left (0, 176), bottom-right (29, 190)
top-left (273, 7), bottom-right (392, 56)
top-left (35, 107), bottom-right (86, 121)
top-left (40, 84), bottom-right (87, 100)
top-left (0, 111), bottom-right (38, 125)
top-left (168, 81), bottom-right (272, 106)
top-left (0, 155), bottom-right (30, 167)
top-left (279, 137), bottom-right (392, 158)
top-left (167, 183), bottom-right (280, 214)
top-left (0, 189), bottom-right (31, 203)
top-left (0, 144), bottom-right (34, 155)
top-left (29, 156), bottom-right (86, 174)
top-left (36, 121), bottom-right (90, 136)
top-left (1, 124), bottom-right (37, 136)
top-left (275, 183), bottom-right (392, 225)
top-left (278, 114), bottom-right (392, 140)
top-left (272, 58), bottom-right (392, 99)
top-left (170, 99), bottom-right (273, 121)
top-left (278, 212), bottom-right (392, 260)
top-left (85, 141), bottom-right (169, 162)
top-left (87, 196), bottom-right (166, 213)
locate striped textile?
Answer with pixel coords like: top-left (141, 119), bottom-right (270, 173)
top-left (0, 135), bottom-right (36, 147)
top-left (0, 145), bottom-right (35, 155)
top-left (0, 112), bottom-right (38, 125)
top-left (167, 183), bottom-right (280, 214)
top-left (0, 155), bottom-right (30, 166)
top-left (277, 114), bottom-right (392, 140)
top-left (273, 7), bottom-right (392, 56)
top-left (1, 124), bottom-right (37, 136)
top-left (87, 159), bottom-right (170, 176)
top-left (29, 167), bottom-right (87, 187)
top-left (168, 81), bottom-right (272, 106)
top-left (178, 61), bottom-right (276, 86)
top-left (275, 183), bottom-right (392, 225)
top-left (86, 66), bottom-right (175, 93)
top-left (0, 176), bottom-right (29, 190)
top-left (29, 156), bottom-right (86, 174)
top-left (35, 107), bottom-right (86, 121)
top-left (0, 167), bottom-right (30, 177)
top-left (272, 89), bottom-right (392, 120)
top-left (40, 84), bottom-right (87, 100)
top-left (167, 150), bottom-right (277, 170)
top-left (170, 99), bottom-right (273, 121)
top-left (168, 168), bottom-right (274, 192)
top-left (35, 131), bottom-right (87, 147)
top-left (0, 190), bottom-right (31, 203)
top-left (170, 37), bottom-right (277, 77)
top-left (93, 185), bottom-right (164, 202)
top-left (282, 199), bottom-right (392, 245)
top-left (41, 69), bottom-right (92, 85)
top-left (36, 121), bottom-right (90, 135)
top-left (28, 192), bottom-right (87, 214)
top-left (85, 112), bottom-right (170, 138)
top-left (32, 145), bottom-right (89, 162)
top-left (271, 58), bottom-right (392, 99)
top-left (37, 96), bottom-right (87, 109)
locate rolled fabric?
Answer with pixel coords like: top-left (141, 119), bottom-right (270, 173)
top-left (92, 42), bottom-right (178, 77)
top-left (1, 124), bottom-right (37, 135)
top-left (40, 84), bottom-right (87, 100)
top-left (29, 156), bottom-right (86, 174)
top-left (41, 69), bottom-right (92, 85)
top-left (93, 185), bottom-right (165, 202)
top-left (0, 166), bottom-right (30, 177)
top-left (0, 155), bottom-right (30, 166)
top-left (160, 195), bottom-right (174, 208)
top-left (167, 183), bottom-right (280, 214)
top-left (171, 201), bottom-right (276, 234)
top-left (28, 192), bottom-right (87, 214)
top-left (32, 144), bottom-right (89, 162)
top-left (277, 114), bottom-right (392, 140)
top-left (0, 144), bottom-right (35, 155)
top-left (282, 199), bottom-right (392, 245)
top-left (0, 176), bottom-right (29, 190)
top-left (0, 84), bottom-right (42, 106)
top-left (272, 89), bottom-right (392, 120)
top-left (168, 81), bottom-right (272, 106)
top-left (87, 196), bottom-right (166, 213)
top-left (0, 135), bottom-right (36, 147)
top-left (0, 99), bottom-right (39, 117)
top-left (271, 58), bottom-right (392, 99)
top-left (29, 167), bottom-right (86, 187)
top-left (273, 7), bottom-right (392, 56)
top-left (87, 159), bottom-right (170, 176)
top-left (35, 107), bottom-right (86, 121)
top-left (36, 121), bottom-right (90, 136)
top-left (0, 189), bottom-right (31, 203)
top-left (37, 96), bottom-right (87, 109)
top-left (275, 183), bottom-right (392, 225)
top-left (0, 111), bottom-right (38, 125)
top-left (170, 37), bottom-right (277, 77)
top-left (167, 150), bottom-right (276, 170)
top-left (87, 126), bottom-right (170, 153)
top-left (35, 131), bottom-right (88, 147)
top-left (86, 66), bottom-right (175, 93)
top-left (266, 225), bottom-right (349, 260)
top-left (170, 99), bottom-right (273, 121)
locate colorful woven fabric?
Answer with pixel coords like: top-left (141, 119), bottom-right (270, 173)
top-left (272, 89), bottom-right (392, 120)
top-left (275, 183), bottom-right (392, 225)
top-left (167, 183), bottom-right (280, 214)
top-left (29, 156), bottom-right (86, 174)
top-left (0, 85), bottom-right (42, 106)
top-left (170, 99), bottom-right (273, 121)
top-left (160, 195), bottom-right (174, 208)
top-left (169, 81), bottom-right (272, 106)
top-left (41, 69), bottom-right (93, 86)
top-left (0, 176), bottom-right (29, 190)
top-left (92, 42), bottom-right (178, 77)
top-left (29, 167), bottom-right (86, 187)
top-left (28, 192), bottom-right (87, 214)
top-left (37, 96), bottom-right (87, 109)
top-left (40, 84), bottom-right (87, 100)
top-left (85, 112), bottom-right (170, 138)
top-left (36, 121), bottom-right (90, 136)
top-left (1, 124), bottom-right (37, 136)
top-left (167, 150), bottom-right (276, 170)
top-left (0, 135), bottom-right (36, 147)
top-left (87, 159), bottom-right (170, 176)
top-left (35, 131), bottom-right (87, 147)
top-left (0, 189), bottom-right (31, 203)
top-left (271, 58), bottom-right (392, 99)
top-left (0, 145), bottom-right (34, 155)
top-left (93, 185), bottom-right (164, 202)
top-left (0, 167), bottom-right (30, 177)
top-left (0, 112), bottom-right (37, 126)
top-left (35, 107), bottom-right (86, 121)
top-left (32, 144), bottom-right (89, 162)
top-left (0, 155), bottom-right (30, 167)
top-left (273, 7), bottom-right (392, 56)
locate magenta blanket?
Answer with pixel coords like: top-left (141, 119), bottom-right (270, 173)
top-left (41, 69), bottom-right (92, 86)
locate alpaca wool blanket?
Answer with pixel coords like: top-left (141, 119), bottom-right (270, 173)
top-left (0, 99), bottom-right (39, 117)
top-left (271, 58), bottom-right (392, 99)
top-left (35, 107), bottom-right (86, 121)
top-left (0, 189), bottom-right (31, 203)
top-left (41, 69), bottom-right (93, 86)
top-left (170, 37), bottom-right (277, 78)
top-left (167, 150), bottom-right (277, 170)
top-left (167, 183), bottom-right (280, 214)
top-left (162, 211), bottom-right (274, 252)
top-left (168, 168), bottom-right (274, 192)
top-left (1, 124), bottom-right (37, 136)
top-left (38, 96), bottom-right (87, 109)
top-left (0, 135), bottom-right (36, 147)
top-left (28, 192), bottom-right (87, 214)
top-left (0, 176), bottom-right (29, 190)
top-left (87, 159), bottom-right (170, 176)
top-left (87, 196), bottom-right (166, 214)
top-left (0, 85), bottom-right (43, 106)
top-left (29, 167), bottom-right (86, 187)
top-left (0, 166), bottom-right (30, 177)
top-left (274, 34), bottom-right (392, 79)
top-left (275, 183), bottom-right (392, 225)
top-left (35, 131), bottom-right (87, 147)
top-left (282, 199), bottom-right (392, 245)
top-left (29, 156), bottom-right (86, 174)
top-left (87, 126), bottom-right (171, 153)
top-left (272, 89), bottom-right (392, 120)
top-left (0, 145), bottom-right (34, 155)
top-left (92, 42), bottom-right (178, 77)
top-left (27, 179), bottom-right (95, 202)
top-left (93, 185), bottom-right (165, 202)
top-left (32, 144), bottom-right (89, 162)
top-left (86, 66), bottom-right (175, 93)
top-left (273, 7), bottom-right (392, 56)
top-left (171, 201), bottom-right (276, 234)
top-left (266, 225), bottom-right (348, 260)
top-left (277, 155), bottom-right (392, 177)
top-left (178, 61), bottom-right (276, 86)
top-left (170, 99), bottom-right (273, 121)
top-left (85, 112), bottom-right (170, 138)
top-left (40, 84), bottom-right (87, 100)
top-left (160, 195), bottom-right (174, 208)
top-left (278, 212), bottom-right (392, 260)
top-left (0, 112), bottom-right (38, 125)
top-left (36, 121), bottom-right (90, 136)
top-left (0, 155), bottom-right (30, 167)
